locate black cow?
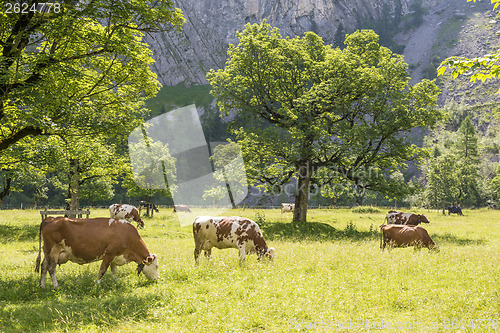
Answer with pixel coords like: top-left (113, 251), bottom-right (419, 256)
top-left (447, 206), bottom-right (463, 216)
top-left (139, 201), bottom-right (159, 217)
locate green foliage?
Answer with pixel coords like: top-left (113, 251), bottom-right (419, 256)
top-left (202, 142), bottom-right (247, 205)
top-left (0, 0), bottom-right (184, 207)
top-left (0, 0), bottom-right (184, 150)
top-left (424, 154), bottom-right (461, 208)
top-left (207, 21), bottom-right (442, 222)
top-left (439, 0), bottom-right (500, 92)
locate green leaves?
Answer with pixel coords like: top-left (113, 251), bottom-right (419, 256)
top-left (439, 1), bottom-right (500, 92)
top-left (208, 21), bottom-right (441, 211)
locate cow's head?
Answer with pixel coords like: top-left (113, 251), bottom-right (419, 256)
top-left (136, 254), bottom-right (159, 280)
top-left (419, 214), bottom-right (430, 223)
top-left (259, 247), bottom-right (275, 261)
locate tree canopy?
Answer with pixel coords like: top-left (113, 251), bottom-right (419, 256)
top-left (0, 0), bottom-right (184, 150)
top-left (207, 22), bottom-right (442, 222)
top-left (0, 0), bottom-right (184, 207)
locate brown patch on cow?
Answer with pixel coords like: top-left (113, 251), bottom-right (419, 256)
top-left (239, 223), bottom-right (267, 253)
top-left (216, 220), bottom-right (233, 242)
top-left (193, 222), bottom-right (202, 234)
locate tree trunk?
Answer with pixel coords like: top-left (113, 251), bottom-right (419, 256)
top-left (0, 177), bottom-right (12, 207)
top-left (66, 159), bottom-right (80, 217)
top-left (292, 162), bottom-right (312, 223)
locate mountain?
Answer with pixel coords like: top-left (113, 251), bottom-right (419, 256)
top-left (146, 0), bottom-right (411, 86)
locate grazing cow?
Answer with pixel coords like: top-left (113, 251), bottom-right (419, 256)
top-left (281, 203), bottom-right (295, 214)
top-left (380, 224), bottom-right (438, 251)
top-left (109, 204), bottom-right (144, 228)
top-left (173, 204), bottom-right (191, 212)
top-left (193, 216), bottom-right (275, 266)
top-left (385, 211), bottom-right (430, 225)
top-left (35, 217), bottom-right (159, 288)
top-left (447, 206), bottom-right (463, 216)
top-left (139, 201), bottom-right (159, 216)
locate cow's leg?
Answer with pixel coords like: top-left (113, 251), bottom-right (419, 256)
top-left (194, 248), bottom-right (201, 265)
top-left (238, 244), bottom-right (246, 267)
top-left (381, 234), bottom-right (388, 252)
top-left (47, 258), bottom-right (58, 289)
top-left (204, 249), bottom-right (212, 260)
top-left (97, 255), bottom-right (115, 283)
top-left (39, 257), bottom-right (49, 287)
top-left (110, 263), bottom-right (118, 278)
top-left (194, 239), bottom-right (204, 265)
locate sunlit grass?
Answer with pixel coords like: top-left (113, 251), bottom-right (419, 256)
top-left (1, 207), bottom-right (499, 332)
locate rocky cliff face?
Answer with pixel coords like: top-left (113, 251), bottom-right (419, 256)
top-left (147, 0), bottom-right (410, 86)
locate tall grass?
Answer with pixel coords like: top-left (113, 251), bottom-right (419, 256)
top-left (0, 208), bottom-right (499, 332)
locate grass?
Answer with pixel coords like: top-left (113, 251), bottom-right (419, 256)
top-left (1, 207), bottom-right (500, 332)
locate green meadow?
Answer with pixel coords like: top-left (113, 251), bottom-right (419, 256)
top-left (1, 207), bottom-right (499, 332)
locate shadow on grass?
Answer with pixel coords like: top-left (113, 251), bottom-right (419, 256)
top-left (259, 222), bottom-right (488, 247)
top-left (0, 223), bottom-right (38, 242)
top-left (0, 271), bottom-right (171, 333)
top-left (433, 233), bottom-right (486, 246)
top-left (260, 221), bottom-right (378, 242)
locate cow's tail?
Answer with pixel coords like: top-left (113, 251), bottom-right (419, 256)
top-left (35, 222), bottom-right (43, 273)
top-left (379, 227), bottom-right (383, 249)
top-left (379, 215), bottom-right (387, 228)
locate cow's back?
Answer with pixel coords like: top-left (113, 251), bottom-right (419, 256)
top-left (41, 218), bottom-right (139, 263)
top-left (193, 216), bottom-right (228, 247)
top-left (382, 225), bottom-right (435, 248)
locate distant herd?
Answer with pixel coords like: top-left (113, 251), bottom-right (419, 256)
top-left (34, 203), bottom-right (463, 288)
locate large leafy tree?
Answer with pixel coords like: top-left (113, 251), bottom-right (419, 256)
top-left (0, 0), bottom-right (184, 205)
top-left (208, 22), bottom-right (442, 222)
top-left (1, 0), bottom-right (184, 148)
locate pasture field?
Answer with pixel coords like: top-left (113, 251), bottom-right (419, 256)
top-left (0, 207), bottom-right (499, 332)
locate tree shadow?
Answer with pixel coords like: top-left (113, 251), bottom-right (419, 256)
top-left (260, 221), bottom-right (377, 242)
top-left (0, 224), bottom-right (38, 242)
top-left (432, 233), bottom-right (486, 246)
top-left (0, 271), bottom-right (169, 332)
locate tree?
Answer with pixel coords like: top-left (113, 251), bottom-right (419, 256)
top-left (0, 1), bottom-right (184, 206)
top-left (424, 154), bottom-right (461, 211)
top-left (438, 1), bottom-right (500, 92)
top-left (0, 0), bottom-right (184, 151)
top-left (207, 22), bottom-right (442, 222)
top-left (455, 115), bottom-right (481, 205)
top-left (202, 142), bottom-right (248, 207)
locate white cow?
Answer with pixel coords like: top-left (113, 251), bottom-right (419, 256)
top-left (109, 204), bottom-right (144, 228)
top-left (281, 203), bottom-right (295, 214)
top-left (192, 216), bottom-right (275, 266)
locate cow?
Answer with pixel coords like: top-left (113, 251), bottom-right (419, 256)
top-left (447, 206), bottom-right (463, 216)
top-left (385, 211), bottom-right (430, 225)
top-left (139, 201), bottom-right (159, 216)
top-left (193, 216), bottom-right (275, 266)
top-left (281, 203), bottom-right (295, 214)
top-left (35, 217), bottom-right (159, 288)
top-left (109, 204), bottom-right (144, 228)
top-left (173, 204), bottom-right (191, 212)
top-left (380, 224), bottom-right (438, 251)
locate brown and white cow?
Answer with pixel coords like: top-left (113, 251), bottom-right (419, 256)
top-left (35, 217), bottom-right (159, 288)
top-left (193, 216), bottom-right (275, 266)
top-left (380, 224), bottom-right (438, 251)
top-left (385, 211), bottom-right (430, 225)
top-left (281, 203), bottom-right (295, 214)
top-left (109, 204), bottom-right (144, 228)
top-left (173, 204), bottom-right (191, 212)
